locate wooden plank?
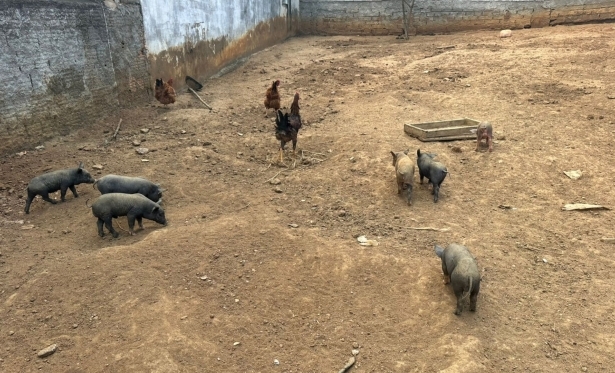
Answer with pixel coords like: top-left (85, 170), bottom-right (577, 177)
top-left (404, 118), bottom-right (482, 142)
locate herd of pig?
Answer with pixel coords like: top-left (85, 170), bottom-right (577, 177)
top-left (19, 120), bottom-right (494, 315)
top-left (23, 164), bottom-right (167, 238)
top-left (389, 121), bottom-right (493, 314)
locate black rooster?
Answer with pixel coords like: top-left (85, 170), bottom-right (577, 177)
top-left (274, 93), bottom-right (302, 163)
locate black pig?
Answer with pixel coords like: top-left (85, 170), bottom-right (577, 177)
top-left (435, 243), bottom-right (481, 315)
top-left (24, 162), bottom-right (95, 214)
top-left (94, 174), bottom-right (163, 203)
top-left (91, 193), bottom-right (167, 238)
top-left (416, 149), bottom-right (448, 203)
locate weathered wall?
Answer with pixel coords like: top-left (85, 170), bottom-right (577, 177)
top-left (0, 0), bottom-right (150, 155)
top-left (300, 0), bottom-right (615, 35)
top-left (141, 0), bottom-right (300, 89)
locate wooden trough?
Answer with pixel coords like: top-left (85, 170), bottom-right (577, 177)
top-left (404, 118), bottom-right (480, 142)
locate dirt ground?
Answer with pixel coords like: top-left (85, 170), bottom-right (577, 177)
top-left (2, 23), bottom-right (615, 373)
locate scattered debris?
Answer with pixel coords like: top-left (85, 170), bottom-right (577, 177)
top-left (35, 145), bottom-right (45, 151)
top-left (140, 128), bottom-right (150, 134)
top-left (21, 224), bottom-right (35, 230)
top-left (135, 147), bottom-right (149, 155)
top-left (288, 223), bottom-right (299, 228)
top-left (498, 204), bottom-right (516, 210)
top-left (562, 204), bottom-right (609, 211)
top-left (563, 170), bottom-right (582, 180)
top-left (337, 356), bottom-right (356, 373)
top-left (357, 235), bottom-right (379, 246)
top-left (600, 237), bottom-right (615, 243)
top-left (233, 342), bottom-right (240, 346)
top-left (269, 178), bottom-right (281, 185)
top-left (92, 164), bottom-right (104, 170)
top-left (132, 140), bottom-right (141, 146)
top-left (37, 344), bottom-right (57, 358)
top-left (273, 359), bottom-right (280, 365)
top-left (199, 275), bottom-right (208, 280)
top-left (499, 29), bottom-right (512, 38)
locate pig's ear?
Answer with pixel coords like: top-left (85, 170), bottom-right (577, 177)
top-left (152, 206), bottom-right (160, 213)
top-left (78, 162), bottom-right (84, 169)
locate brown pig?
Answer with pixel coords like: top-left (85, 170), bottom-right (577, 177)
top-left (475, 122), bottom-right (493, 152)
top-left (391, 150), bottom-right (415, 206)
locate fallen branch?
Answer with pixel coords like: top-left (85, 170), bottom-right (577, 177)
top-left (407, 226), bottom-right (451, 232)
top-left (562, 203), bottom-right (609, 211)
top-left (235, 203), bottom-right (251, 212)
top-left (115, 219), bottom-right (129, 233)
top-left (264, 170), bottom-right (283, 184)
top-left (188, 87), bottom-right (213, 110)
top-left (436, 45), bottom-right (456, 50)
top-left (338, 356), bottom-right (356, 373)
top-left (112, 118), bottom-right (122, 140)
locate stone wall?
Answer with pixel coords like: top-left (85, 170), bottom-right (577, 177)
top-left (0, 0), bottom-right (150, 154)
top-left (299, 0), bottom-right (615, 35)
top-left (141, 0), bottom-right (300, 89)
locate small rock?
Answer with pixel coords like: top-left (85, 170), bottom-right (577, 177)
top-left (353, 342), bottom-right (359, 348)
top-left (181, 130), bottom-right (187, 134)
top-left (140, 128), bottom-right (150, 134)
top-left (72, 324), bottom-right (78, 329)
top-left (202, 141), bottom-right (212, 146)
top-left (35, 145), bottom-right (45, 151)
top-left (136, 147), bottom-right (149, 155)
top-left (352, 349), bottom-right (360, 356)
top-left (9, 331), bottom-right (14, 335)
top-left (499, 29), bottom-right (512, 38)
top-left (200, 276), bottom-right (208, 280)
top-left (587, 114), bottom-right (594, 120)
top-left (270, 178), bottom-right (281, 185)
top-left (288, 223), bottom-right (299, 228)
top-left (273, 187), bottom-right (283, 193)
top-left (141, 159), bottom-right (149, 162)
top-left (92, 164), bottom-right (104, 170)
top-left (607, 95), bottom-right (615, 100)
top-left (273, 359), bottom-right (280, 365)
top-left (542, 258), bottom-right (548, 263)
top-left (582, 367), bottom-right (587, 372)
top-left (132, 140), bottom-right (141, 146)
top-left (37, 344), bottom-right (57, 358)
top-left (338, 210), bottom-right (347, 217)
top-left (162, 117), bottom-right (168, 121)
top-left (276, 208), bottom-right (284, 213)
top-left (233, 341), bottom-right (240, 346)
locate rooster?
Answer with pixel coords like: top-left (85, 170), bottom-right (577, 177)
top-left (274, 92), bottom-right (302, 163)
top-left (155, 78), bottom-right (176, 107)
top-left (264, 80), bottom-right (281, 117)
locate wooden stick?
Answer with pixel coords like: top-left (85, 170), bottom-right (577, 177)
top-left (403, 226), bottom-right (451, 232)
top-left (112, 118), bottom-right (122, 140)
top-left (264, 170), bottom-right (283, 184)
top-left (188, 87), bottom-right (213, 110)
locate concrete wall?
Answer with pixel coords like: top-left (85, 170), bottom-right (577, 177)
top-left (0, 0), bottom-right (150, 154)
top-left (141, 0), bottom-right (300, 89)
top-left (300, 0), bottom-right (615, 35)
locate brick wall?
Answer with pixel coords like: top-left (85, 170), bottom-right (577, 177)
top-left (0, 0), bottom-right (150, 155)
top-left (299, 0), bottom-right (615, 35)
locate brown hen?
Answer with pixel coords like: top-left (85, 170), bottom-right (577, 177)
top-left (155, 78), bottom-right (176, 107)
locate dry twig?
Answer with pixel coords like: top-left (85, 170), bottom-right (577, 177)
top-left (188, 87), bottom-right (213, 110)
top-left (112, 118), bottom-right (122, 140)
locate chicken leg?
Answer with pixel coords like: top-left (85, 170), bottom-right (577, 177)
top-left (279, 148), bottom-right (284, 163)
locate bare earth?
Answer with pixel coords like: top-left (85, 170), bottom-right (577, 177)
top-left (1, 23), bottom-right (615, 373)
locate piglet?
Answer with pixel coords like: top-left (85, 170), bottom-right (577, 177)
top-left (390, 150), bottom-right (415, 205)
top-left (94, 174), bottom-right (163, 203)
top-left (475, 122), bottom-right (493, 152)
top-left (434, 243), bottom-right (481, 315)
top-left (24, 162), bottom-right (95, 214)
top-left (91, 193), bottom-right (167, 238)
top-left (416, 149), bottom-right (448, 203)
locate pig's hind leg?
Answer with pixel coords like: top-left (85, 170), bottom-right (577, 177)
top-left (97, 218), bottom-right (105, 237)
top-left (453, 288), bottom-right (464, 315)
top-left (469, 281), bottom-right (480, 312)
top-left (104, 218), bottom-right (119, 238)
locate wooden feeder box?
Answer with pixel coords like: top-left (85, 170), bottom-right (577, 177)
top-left (404, 118), bottom-right (481, 142)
